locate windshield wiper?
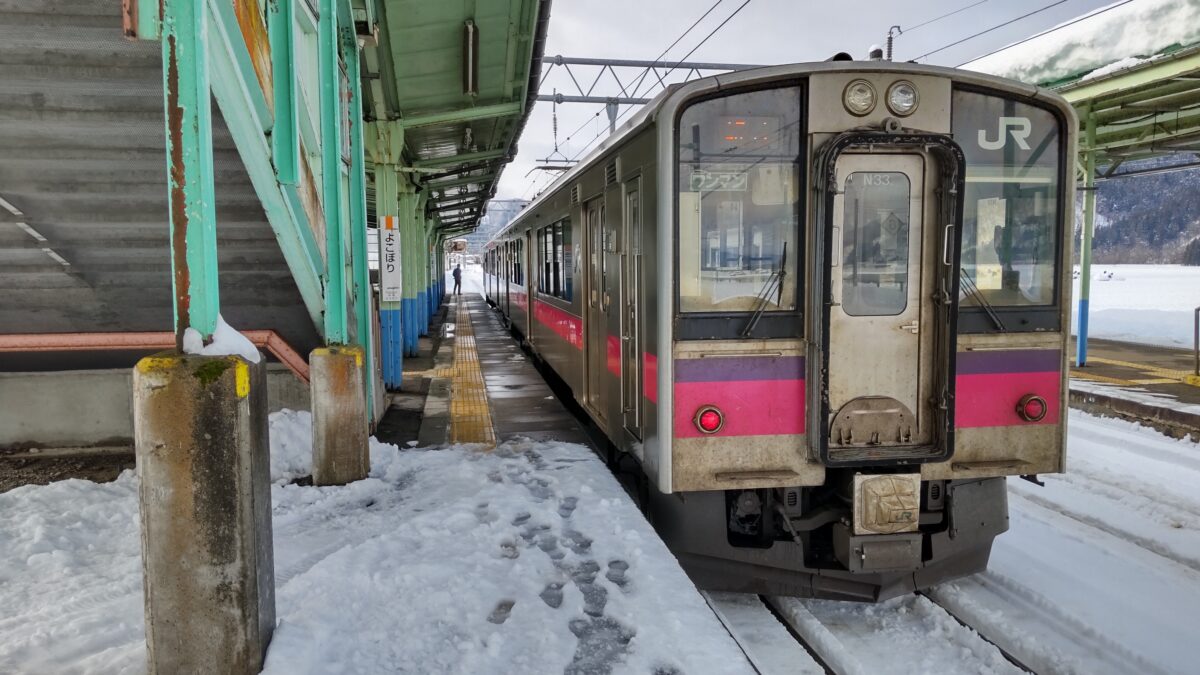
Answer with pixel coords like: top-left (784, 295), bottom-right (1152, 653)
top-left (741, 243), bottom-right (787, 338)
top-left (959, 267), bottom-right (1006, 332)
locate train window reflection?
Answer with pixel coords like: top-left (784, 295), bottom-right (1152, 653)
top-left (953, 91), bottom-right (1060, 309)
top-left (677, 87), bottom-right (802, 314)
top-left (841, 172), bottom-right (911, 317)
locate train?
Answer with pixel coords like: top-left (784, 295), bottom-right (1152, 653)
top-left (483, 59), bottom-right (1075, 601)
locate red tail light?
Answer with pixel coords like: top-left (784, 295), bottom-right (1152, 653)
top-left (1016, 394), bottom-right (1048, 422)
top-left (695, 406), bottom-right (724, 434)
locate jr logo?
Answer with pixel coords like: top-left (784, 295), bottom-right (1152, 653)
top-left (978, 116), bottom-right (1032, 151)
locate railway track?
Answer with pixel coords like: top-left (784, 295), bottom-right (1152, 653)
top-left (705, 591), bottom-right (1033, 675)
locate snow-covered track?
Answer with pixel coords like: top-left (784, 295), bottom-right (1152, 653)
top-left (701, 592), bottom-right (824, 675)
top-left (764, 594), bottom-right (1027, 675)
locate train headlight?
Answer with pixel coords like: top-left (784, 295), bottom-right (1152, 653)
top-left (694, 406), bottom-right (725, 434)
top-left (842, 79), bottom-right (877, 116)
top-left (1016, 394), bottom-right (1048, 422)
top-left (886, 80), bottom-right (919, 116)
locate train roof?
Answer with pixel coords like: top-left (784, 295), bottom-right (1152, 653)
top-left (487, 60), bottom-right (1071, 247)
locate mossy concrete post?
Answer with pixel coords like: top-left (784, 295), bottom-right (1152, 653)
top-left (132, 353), bottom-right (275, 674)
top-left (310, 344), bottom-right (369, 485)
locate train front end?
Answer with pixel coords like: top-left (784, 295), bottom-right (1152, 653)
top-left (649, 63), bottom-right (1075, 600)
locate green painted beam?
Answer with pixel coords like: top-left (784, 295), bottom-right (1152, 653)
top-left (319, 0), bottom-right (348, 343)
top-left (397, 101), bottom-right (522, 129)
top-left (163, 0), bottom-right (219, 344)
top-left (207, 0), bottom-right (325, 332)
top-left (412, 148), bottom-right (506, 169)
top-left (269, 0), bottom-right (299, 185)
top-left (427, 173), bottom-right (497, 190)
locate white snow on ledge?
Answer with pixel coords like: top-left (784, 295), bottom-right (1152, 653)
top-left (182, 314), bottom-right (261, 363)
top-left (962, 0), bottom-right (1200, 86)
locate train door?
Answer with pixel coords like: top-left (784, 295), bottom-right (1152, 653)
top-left (525, 229), bottom-right (535, 338)
top-left (584, 198), bottom-right (607, 422)
top-left (620, 180), bottom-right (643, 441)
top-left (826, 154), bottom-right (934, 458)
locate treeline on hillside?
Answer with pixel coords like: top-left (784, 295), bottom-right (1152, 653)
top-left (1082, 158), bottom-right (1200, 264)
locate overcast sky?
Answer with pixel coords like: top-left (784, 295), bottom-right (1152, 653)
top-left (495, 0), bottom-right (1116, 199)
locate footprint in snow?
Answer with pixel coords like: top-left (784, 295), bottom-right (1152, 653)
top-left (487, 599), bottom-right (515, 625)
top-left (564, 616), bottom-right (635, 675)
top-left (605, 560), bottom-right (629, 590)
top-left (558, 496), bottom-right (578, 518)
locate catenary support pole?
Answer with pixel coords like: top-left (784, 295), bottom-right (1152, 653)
top-left (162, 0), bottom-right (219, 348)
top-left (1077, 106), bottom-right (1097, 367)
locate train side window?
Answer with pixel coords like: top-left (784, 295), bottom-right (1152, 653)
top-left (556, 219), bottom-right (571, 301)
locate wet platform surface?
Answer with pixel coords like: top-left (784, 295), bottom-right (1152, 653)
top-left (1070, 337), bottom-right (1200, 406)
top-left (417, 295), bottom-right (591, 448)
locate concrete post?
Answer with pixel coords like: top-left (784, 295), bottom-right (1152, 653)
top-left (310, 345), bottom-right (369, 485)
top-left (133, 353), bottom-right (274, 674)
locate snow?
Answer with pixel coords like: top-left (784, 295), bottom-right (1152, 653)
top-left (929, 410), bottom-right (1200, 675)
top-left (962, 0), bottom-right (1200, 86)
top-left (182, 314), bottom-right (261, 363)
top-left (1080, 55), bottom-right (1153, 80)
top-left (704, 592), bottom-right (823, 675)
top-left (1071, 264), bottom-right (1200, 348)
top-left (770, 595), bottom-right (1022, 675)
top-left (0, 412), bottom-right (752, 674)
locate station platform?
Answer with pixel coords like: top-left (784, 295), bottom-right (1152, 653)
top-left (1070, 337), bottom-right (1200, 439)
top-left (405, 294), bottom-right (592, 449)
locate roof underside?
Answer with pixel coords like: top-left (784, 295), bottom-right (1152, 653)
top-left (363, 0), bottom-right (548, 234)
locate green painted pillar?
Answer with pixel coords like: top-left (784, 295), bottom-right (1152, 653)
top-left (400, 192), bottom-right (421, 356)
top-left (1077, 106), bottom-right (1097, 368)
top-left (162, 0), bottom-right (219, 347)
top-left (318, 0), bottom-right (347, 344)
top-left (342, 23), bottom-right (374, 421)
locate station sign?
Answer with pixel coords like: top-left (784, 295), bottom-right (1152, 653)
top-left (380, 216), bottom-right (402, 302)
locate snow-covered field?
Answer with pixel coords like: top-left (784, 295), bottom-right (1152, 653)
top-left (0, 412), bottom-right (751, 675)
top-left (1071, 264), bottom-right (1200, 348)
top-left (2, 408), bottom-right (1198, 674)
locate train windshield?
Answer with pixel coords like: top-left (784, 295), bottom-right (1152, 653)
top-left (676, 86), bottom-right (802, 313)
top-left (952, 90), bottom-right (1062, 310)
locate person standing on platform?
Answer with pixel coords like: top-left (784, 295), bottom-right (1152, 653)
top-left (452, 264), bottom-right (462, 296)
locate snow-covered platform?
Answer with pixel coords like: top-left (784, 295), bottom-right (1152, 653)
top-left (0, 412), bottom-right (755, 673)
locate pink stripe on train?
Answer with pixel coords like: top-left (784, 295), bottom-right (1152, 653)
top-left (673, 355), bottom-right (806, 438)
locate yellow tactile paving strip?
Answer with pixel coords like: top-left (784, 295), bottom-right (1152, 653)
top-left (1072, 355), bottom-right (1197, 387)
top-left (448, 297), bottom-right (497, 447)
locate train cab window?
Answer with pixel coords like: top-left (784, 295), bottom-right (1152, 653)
top-left (676, 86), bottom-right (802, 316)
top-left (952, 90), bottom-right (1063, 330)
top-left (841, 172), bottom-right (911, 316)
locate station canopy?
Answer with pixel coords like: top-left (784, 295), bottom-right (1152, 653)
top-left (963, 0), bottom-right (1200, 174)
top-left (360, 0), bottom-right (549, 237)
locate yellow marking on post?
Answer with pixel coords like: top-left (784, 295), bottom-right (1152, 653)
top-left (137, 356), bottom-right (180, 373)
top-left (448, 297), bottom-right (496, 448)
top-left (235, 360), bottom-right (250, 398)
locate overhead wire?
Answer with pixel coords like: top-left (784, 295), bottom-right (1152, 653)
top-left (955, 0), bottom-right (1135, 66)
top-left (566, 0), bottom-right (756, 162)
top-left (904, 0), bottom-right (989, 34)
top-left (910, 0), bottom-right (1071, 62)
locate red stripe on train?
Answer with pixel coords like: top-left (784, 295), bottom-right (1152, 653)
top-left (673, 379), bottom-right (805, 438)
top-left (955, 371), bottom-right (1060, 428)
